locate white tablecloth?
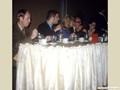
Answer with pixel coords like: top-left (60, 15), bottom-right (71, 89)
top-left (16, 43), bottom-right (108, 90)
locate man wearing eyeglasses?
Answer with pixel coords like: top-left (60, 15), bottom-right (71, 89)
top-left (72, 16), bottom-right (87, 38)
top-left (74, 16), bottom-right (82, 29)
top-left (37, 10), bottom-right (62, 37)
top-left (69, 16), bottom-right (82, 34)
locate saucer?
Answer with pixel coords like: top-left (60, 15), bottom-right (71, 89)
top-left (49, 42), bottom-right (57, 45)
top-left (41, 43), bottom-right (48, 45)
top-left (62, 41), bottom-right (69, 44)
top-left (69, 41), bottom-right (74, 44)
top-left (79, 40), bottom-right (84, 42)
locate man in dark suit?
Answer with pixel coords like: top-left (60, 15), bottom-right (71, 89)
top-left (37, 10), bottom-right (62, 37)
top-left (12, 9), bottom-right (38, 90)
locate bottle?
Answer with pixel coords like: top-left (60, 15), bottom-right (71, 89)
top-left (101, 37), bottom-right (103, 43)
top-left (105, 35), bottom-right (108, 43)
top-left (102, 34), bottom-right (105, 42)
top-left (74, 34), bottom-right (77, 41)
top-left (84, 32), bottom-right (89, 42)
top-left (37, 33), bottom-right (42, 43)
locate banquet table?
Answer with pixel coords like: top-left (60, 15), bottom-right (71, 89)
top-left (16, 42), bottom-right (108, 90)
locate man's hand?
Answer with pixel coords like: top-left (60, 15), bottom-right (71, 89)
top-left (45, 35), bottom-right (51, 42)
top-left (31, 29), bottom-right (38, 39)
top-left (13, 54), bottom-right (18, 61)
top-left (54, 24), bottom-right (62, 32)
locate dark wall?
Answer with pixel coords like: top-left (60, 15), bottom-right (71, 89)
top-left (13, 0), bottom-right (62, 30)
top-left (67, 0), bottom-right (107, 27)
top-left (13, 0), bottom-right (107, 29)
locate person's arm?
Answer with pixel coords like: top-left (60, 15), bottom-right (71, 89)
top-left (88, 29), bottom-right (95, 36)
top-left (13, 29), bottom-right (37, 60)
top-left (37, 24), bottom-right (50, 37)
top-left (54, 24), bottom-right (62, 32)
top-left (21, 29), bottom-right (38, 43)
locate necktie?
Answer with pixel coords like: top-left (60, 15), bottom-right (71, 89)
top-left (22, 29), bottom-right (26, 37)
top-left (51, 26), bottom-right (53, 30)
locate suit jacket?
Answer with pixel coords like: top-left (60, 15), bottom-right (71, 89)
top-left (37, 21), bottom-right (57, 37)
top-left (75, 30), bottom-right (86, 38)
top-left (12, 23), bottom-right (32, 58)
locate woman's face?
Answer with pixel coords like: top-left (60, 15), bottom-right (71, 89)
top-left (69, 20), bottom-right (74, 27)
top-left (89, 22), bottom-right (96, 29)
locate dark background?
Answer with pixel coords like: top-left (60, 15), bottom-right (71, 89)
top-left (13, 0), bottom-right (107, 30)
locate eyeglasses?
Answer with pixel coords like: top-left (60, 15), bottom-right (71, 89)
top-left (91, 24), bottom-right (96, 26)
top-left (75, 21), bottom-right (81, 23)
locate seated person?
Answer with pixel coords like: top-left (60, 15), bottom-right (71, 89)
top-left (37, 10), bottom-right (62, 37)
top-left (73, 16), bottom-right (86, 38)
top-left (88, 20), bottom-right (97, 37)
top-left (69, 16), bottom-right (82, 35)
top-left (58, 15), bottom-right (74, 38)
top-left (75, 25), bottom-right (86, 38)
top-left (13, 9), bottom-right (38, 60)
top-left (13, 9), bottom-right (38, 90)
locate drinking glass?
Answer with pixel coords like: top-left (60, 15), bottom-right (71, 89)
top-left (58, 34), bottom-right (63, 42)
top-left (51, 35), bottom-right (57, 42)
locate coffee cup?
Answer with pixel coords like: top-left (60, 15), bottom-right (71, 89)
top-left (79, 37), bottom-right (84, 42)
top-left (41, 39), bottom-right (47, 45)
top-left (89, 37), bottom-right (92, 42)
top-left (63, 38), bottom-right (68, 43)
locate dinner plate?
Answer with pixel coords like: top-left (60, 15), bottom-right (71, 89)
top-left (49, 42), bottom-right (57, 45)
